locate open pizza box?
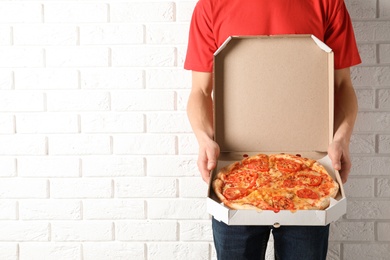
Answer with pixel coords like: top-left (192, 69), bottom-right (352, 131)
top-left (208, 35), bottom-right (347, 226)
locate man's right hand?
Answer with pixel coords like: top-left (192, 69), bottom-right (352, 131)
top-left (197, 138), bottom-right (220, 184)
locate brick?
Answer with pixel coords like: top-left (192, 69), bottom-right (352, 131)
top-left (0, 158), bottom-right (16, 177)
top-left (80, 24), bottom-right (143, 45)
top-left (379, 44), bottom-right (390, 63)
top-left (0, 135), bottom-right (47, 155)
top-left (47, 91), bottom-right (110, 112)
top-left (146, 23), bottom-right (189, 44)
top-left (0, 69), bottom-right (13, 89)
top-left (13, 25), bottom-right (77, 45)
top-left (0, 243), bottom-right (17, 260)
top-left (116, 220), bottom-right (177, 241)
top-left (82, 156), bottom-right (144, 177)
top-left (378, 134), bottom-right (390, 153)
top-left (176, 1), bottom-right (197, 22)
top-left (343, 177), bottom-right (374, 197)
top-left (0, 47), bottom-right (44, 68)
top-left (112, 46), bottom-right (175, 67)
top-left (18, 157), bottom-right (80, 177)
top-left (0, 114), bottom-right (15, 134)
top-left (80, 68), bottom-right (144, 89)
top-left (351, 156), bottom-right (390, 176)
top-left (327, 243), bottom-right (341, 260)
top-left (353, 21), bottom-right (390, 42)
top-left (0, 91), bottom-right (44, 112)
top-left (50, 179), bottom-right (112, 199)
top-left (147, 112), bottom-right (192, 133)
top-left (355, 89), bottom-right (375, 109)
top-left (49, 135), bottom-right (111, 155)
top-left (0, 2), bottom-right (42, 23)
top-left (177, 45), bottom-right (187, 68)
top-left (351, 66), bottom-right (390, 87)
top-left (177, 89), bottom-right (191, 111)
top-left (378, 89), bottom-right (390, 109)
top-left (330, 221), bottom-right (375, 241)
top-left (44, 3), bottom-right (108, 23)
top-left (0, 26), bottom-right (11, 45)
top-left (147, 156), bottom-right (198, 176)
top-left (51, 221), bottom-right (113, 241)
top-left (83, 242), bottom-right (144, 260)
top-left (350, 134), bottom-right (375, 154)
top-left (146, 69), bottom-right (191, 89)
top-left (343, 244), bottom-right (390, 260)
top-left (83, 199), bottom-right (145, 220)
top-left (115, 177), bottom-right (177, 198)
top-left (178, 134), bottom-right (198, 155)
top-left (110, 2), bottom-right (175, 22)
top-left (0, 221), bottom-right (48, 241)
top-left (46, 47), bottom-right (109, 67)
top-left (148, 242), bottom-right (209, 260)
top-left (354, 112), bottom-right (390, 132)
top-left (379, 0), bottom-right (390, 18)
top-left (19, 200), bottom-right (81, 220)
top-left (113, 134), bottom-right (176, 155)
top-left (81, 113), bottom-right (144, 133)
top-left (0, 179), bottom-right (47, 199)
top-left (15, 69), bottom-right (79, 90)
top-left (377, 178), bottom-right (390, 197)
top-left (0, 200), bottom-right (17, 220)
top-left (16, 113), bottom-right (79, 134)
top-left (19, 242), bottom-right (81, 260)
top-left (111, 90), bottom-right (175, 111)
top-left (357, 43), bottom-right (377, 64)
top-left (345, 0), bottom-right (377, 19)
top-left (179, 177), bottom-right (208, 198)
top-left (347, 199), bottom-right (390, 219)
top-left (179, 220), bottom-right (212, 241)
top-left (377, 222), bottom-right (390, 241)
top-left (148, 199), bottom-right (208, 220)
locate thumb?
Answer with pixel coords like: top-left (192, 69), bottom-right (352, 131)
top-left (328, 147), bottom-right (342, 171)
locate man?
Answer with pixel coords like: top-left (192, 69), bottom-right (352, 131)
top-left (184, 0), bottom-right (361, 259)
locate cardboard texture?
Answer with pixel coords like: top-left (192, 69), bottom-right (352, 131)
top-left (208, 35), bottom-right (346, 226)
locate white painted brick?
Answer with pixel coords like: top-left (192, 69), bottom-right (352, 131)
top-left (177, 89), bottom-right (191, 111)
top-left (110, 2), bottom-right (174, 22)
top-left (148, 242), bottom-right (209, 260)
top-left (347, 200), bottom-right (390, 219)
top-left (379, 44), bottom-right (390, 63)
top-left (343, 244), bottom-right (390, 260)
top-left (83, 199), bottom-right (145, 220)
top-left (0, 221), bottom-right (48, 241)
top-left (49, 135), bottom-right (111, 155)
top-left (44, 3), bottom-right (108, 23)
top-left (116, 177), bottom-right (177, 198)
top-left (355, 89), bottom-right (375, 109)
top-left (351, 66), bottom-right (390, 87)
top-left (51, 221), bottom-right (113, 241)
top-left (146, 23), bottom-right (189, 44)
top-left (0, 178), bottom-right (47, 199)
top-left (378, 89), bottom-right (390, 109)
top-left (379, 0), bottom-right (390, 18)
top-left (147, 112), bottom-right (192, 133)
top-left (0, 2), bottom-right (42, 23)
top-left (82, 156), bottom-right (144, 177)
top-left (345, 0), bottom-right (377, 19)
top-left (0, 47), bottom-right (44, 68)
top-left (179, 177), bottom-right (208, 198)
top-left (116, 220), bottom-right (177, 241)
top-left (378, 134), bottom-right (390, 153)
top-left (13, 25), bottom-right (77, 46)
top-left (377, 178), bottom-right (390, 197)
top-left (80, 68), bottom-right (144, 89)
top-left (176, 1), bottom-right (197, 22)
top-left (19, 242), bottom-right (81, 260)
top-left (0, 69), bottom-right (13, 89)
top-left (0, 200), bottom-right (17, 220)
top-left (46, 47), bottom-right (109, 68)
top-left (0, 135), bottom-right (47, 156)
top-left (350, 134), bottom-right (375, 154)
top-left (354, 21), bottom-right (390, 41)
top-left (148, 199), bottom-right (209, 220)
top-left (327, 243), bottom-right (341, 260)
top-left (16, 113), bottom-right (79, 134)
top-left (0, 243), bottom-right (17, 260)
top-left (343, 177), bottom-right (374, 197)
top-left (80, 24), bottom-right (143, 45)
top-left (0, 158), bottom-right (16, 177)
top-left (351, 156), bottom-right (390, 176)
top-left (81, 113), bottom-right (144, 133)
top-left (354, 112), bottom-right (390, 132)
top-left (113, 134), bottom-right (176, 155)
top-left (50, 178), bottom-right (112, 199)
top-left (377, 222), bottom-right (390, 241)
top-left (19, 200), bottom-right (81, 220)
top-left (357, 44), bottom-right (377, 64)
top-left (330, 221), bottom-right (375, 241)
top-left (111, 90), bottom-right (175, 111)
top-left (18, 157), bottom-right (80, 178)
top-left (177, 45), bottom-right (187, 68)
top-left (83, 242), bottom-right (144, 260)
top-left (178, 134), bottom-right (198, 155)
top-left (147, 156), bottom-right (198, 177)
top-left (146, 69), bottom-right (191, 89)
top-left (179, 220), bottom-right (212, 241)
top-left (0, 91), bottom-right (44, 112)
top-left (111, 46), bottom-right (175, 67)
top-left (0, 114), bottom-right (14, 134)
top-left (15, 69), bottom-right (79, 90)
top-left (0, 26), bottom-right (11, 45)
top-left (47, 91), bottom-right (110, 112)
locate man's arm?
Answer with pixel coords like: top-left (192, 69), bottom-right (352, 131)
top-left (328, 67), bottom-right (358, 183)
top-left (187, 71), bottom-right (220, 183)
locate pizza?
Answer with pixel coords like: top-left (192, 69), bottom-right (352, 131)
top-left (212, 153), bottom-right (339, 212)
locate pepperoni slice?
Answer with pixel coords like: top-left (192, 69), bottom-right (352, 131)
top-left (243, 155), bottom-right (269, 172)
top-left (276, 158), bottom-right (301, 173)
top-left (223, 187), bottom-right (248, 200)
top-left (225, 171), bottom-right (257, 189)
top-left (282, 179), bottom-right (298, 188)
top-left (296, 188), bottom-right (319, 199)
top-left (298, 174), bottom-right (322, 186)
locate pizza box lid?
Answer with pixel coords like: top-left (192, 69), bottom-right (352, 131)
top-left (208, 35), bottom-right (346, 225)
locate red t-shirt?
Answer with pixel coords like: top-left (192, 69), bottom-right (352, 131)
top-left (184, 0), bottom-right (361, 72)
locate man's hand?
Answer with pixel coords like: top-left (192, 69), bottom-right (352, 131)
top-left (197, 138), bottom-right (220, 183)
top-left (327, 140), bottom-right (351, 183)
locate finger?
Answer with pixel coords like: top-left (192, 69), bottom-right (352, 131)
top-left (328, 147), bottom-right (342, 171)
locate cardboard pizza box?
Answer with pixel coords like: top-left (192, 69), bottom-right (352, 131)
top-left (208, 34), bottom-right (346, 226)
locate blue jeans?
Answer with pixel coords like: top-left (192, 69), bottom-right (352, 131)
top-left (212, 217), bottom-right (329, 260)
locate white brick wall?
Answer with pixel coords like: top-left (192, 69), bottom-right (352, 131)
top-left (0, 0), bottom-right (388, 259)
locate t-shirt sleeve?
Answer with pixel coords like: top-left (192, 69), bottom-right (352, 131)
top-left (184, 0), bottom-right (217, 72)
top-left (324, 1), bottom-right (361, 69)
